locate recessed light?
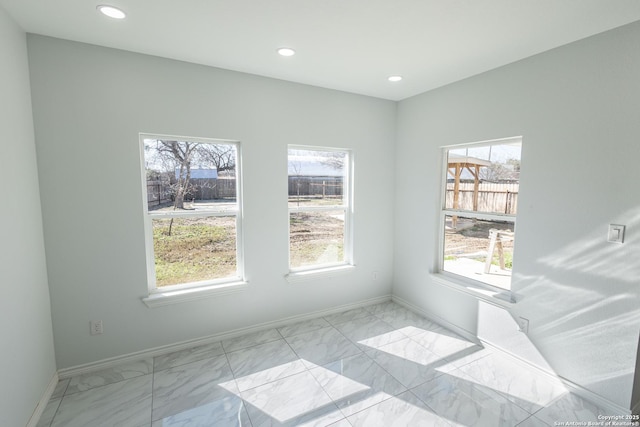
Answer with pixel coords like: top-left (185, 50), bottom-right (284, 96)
top-left (388, 75), bottom-right (403, 82)
top-left (97, 5), bottom-right (126, 19)
top-left (277, 47), bottom-right (296, 57)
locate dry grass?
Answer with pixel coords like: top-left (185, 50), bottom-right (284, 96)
top-left (289, 211), bottom-right (344, 268)
top-left (152, 216), bottom-right (236, 287)
top-left (152, 198), bottom-right (346, 286)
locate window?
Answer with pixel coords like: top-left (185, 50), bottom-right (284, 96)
top-left (288, 146), bottom-right (352, 272)
top-left (439, 137), bottom-right (522, 291)
top-left (140, 134), bottom-right (243, 293)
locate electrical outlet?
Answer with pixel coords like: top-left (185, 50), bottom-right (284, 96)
top-left (517, 317), bottom-right (529, 334)
top-left (608, 224), bottom-right (625, 243)
top-left (90, 320), bottom-right (103, 335)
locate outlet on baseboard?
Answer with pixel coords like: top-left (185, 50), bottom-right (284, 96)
top-left (517, 317), bottom-right (529, 334)
top-left (90, 320), bottom-right (103, 335)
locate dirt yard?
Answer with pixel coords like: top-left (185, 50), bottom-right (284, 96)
top-left (444, 218), bottom-right (514, 267)
top-left (289, 210), bottom-right (344, 268)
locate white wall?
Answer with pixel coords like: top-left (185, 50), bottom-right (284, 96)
top-left (26, 35), bottom-right (396, 369)
top-left (0, 7), bottom-right (57, 426)
top-left (394, 21), bottom-right (640, 409)
top-left (23, 17), bottom-right (640, 413)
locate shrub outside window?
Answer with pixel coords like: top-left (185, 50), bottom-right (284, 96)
top-left (140, 134), bottom-right (243, 292)
top-left (440, 137), bottom-right (522, 291)
top-left (288, 146), bottom-right (352, 272)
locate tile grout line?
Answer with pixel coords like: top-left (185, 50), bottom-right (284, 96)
top-left (221, 349), bottom-right (253, 427)
top-left (340, 305), bottom-right (429, 411)
top-left (222, 330), bottom-right (284, 354)
top-left (149, 362), bottom-right (156, 426)
top-left (409, 364), bottom-right (531, 425)
top-left (454, 354), bottom-right (557, 418)
top-left (52, 302), bottom-right (442, 425)
top-left (281, 325), bottom-right (353, 425)
top-left (47, 377), bottom-right (70, 427)
top-left (44, 398), bottom-right (63, 427)
top-left (41, 300), bottom-right (609, 426)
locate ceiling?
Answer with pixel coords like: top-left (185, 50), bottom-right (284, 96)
top-left (2, 0), bottom-right (640, 101)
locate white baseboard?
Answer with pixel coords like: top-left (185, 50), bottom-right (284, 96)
top-left (56, 293), bottom-right (632, 416)
top-left (26, 372), bottom-right (59, 427)
top-left (391, 295), bottom-right (481, 345)
top-left (481, 339), bottom-right (631, 416)
top-left (391, 295), bottom-right (631, 416)
top-left (559, 377), bottom-right (631, 416)
top-left (58, 294), bottom-right (392, 379)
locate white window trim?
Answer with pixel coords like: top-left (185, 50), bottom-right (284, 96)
top-left (287, 145), bottom-right (354, 276)
top-left (285, 264), bottom-right (356, 284)
top-left (139, 133), bottom-right (246, 306)
top-left (430, 272), bottom-right (516, 307)
top-left (142, 280), bottom-right (249, 308)
top-left (437, 136), bottom-right (521, 299)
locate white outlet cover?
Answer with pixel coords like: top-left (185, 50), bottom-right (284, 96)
top-left (608, 224), bottom-right (625, 243)
top-left (90, 320), bottom-right (103, 335)
top-left (517, 317), bottom-right (529, 334)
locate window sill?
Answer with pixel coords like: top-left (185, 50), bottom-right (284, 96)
top-left (286, 264), bottom-right (355, 284)
top-left (430, 272), bottom-right (516, 307)
top-left (142, 281), bottom-right (249, 308)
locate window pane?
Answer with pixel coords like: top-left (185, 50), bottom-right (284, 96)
top-left (445, 142), bottom-right (520, 214)
top-left (288, 149), bottom-right (346, 207)
top-left (443, 215), bottom-right (514, 289)
top-left (290, 210), bottom-right (345, 269)
top-left (152, 216), bottom-right (237, 287)
top-left (144, 139), bottom-right (237, 213)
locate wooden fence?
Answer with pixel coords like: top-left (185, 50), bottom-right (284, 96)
top-left (146, 180), bottom-right (172, 208)
top-left (149, 177), bottom-right (516, 213)
top-left (147, 178), bottom-right (236, 209)
top-left (288, 176), bottom-right (343, 198)
top-left (445, 182), bottom-right (519, 214)
top-left (190, 178), bottom-right (236, 200)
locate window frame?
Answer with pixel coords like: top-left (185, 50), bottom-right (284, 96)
top-left (437, 136), bottom-right (521, 293)
top-left (287, 145), bottom-right (354, 275)
top-left (139, 133), bottom-right (245, 296)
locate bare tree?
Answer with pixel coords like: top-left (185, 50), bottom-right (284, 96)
top-left (145, 139), bottom-right (236, 210)
top-left (319, 152), bottom-right (345, 171)
top-left (199, 145), bottom-right (236, 174)
top-left (289, 156), bottom-right (304, 207)
top-left (152, 140), bottom-right (198, 209)
top-left (480, 158), bottom-right (520, 182)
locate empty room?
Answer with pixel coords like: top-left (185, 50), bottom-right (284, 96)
top-left (1, 1), bottom-right (640, 426)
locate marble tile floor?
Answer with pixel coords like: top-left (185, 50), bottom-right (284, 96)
top-left (37, 301), bottom-right (614, 427)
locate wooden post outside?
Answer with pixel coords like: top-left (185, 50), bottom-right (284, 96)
top-left (473, 164), bottom-right (480, 212)
top-left (452, 164), bottom-right (461, 229)
top-left (484, 229), bottom-right (498, 273)
top-left (497, 240), bottom-right (505, 270)
top-left (485, 229), bottom-right (513, 273)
